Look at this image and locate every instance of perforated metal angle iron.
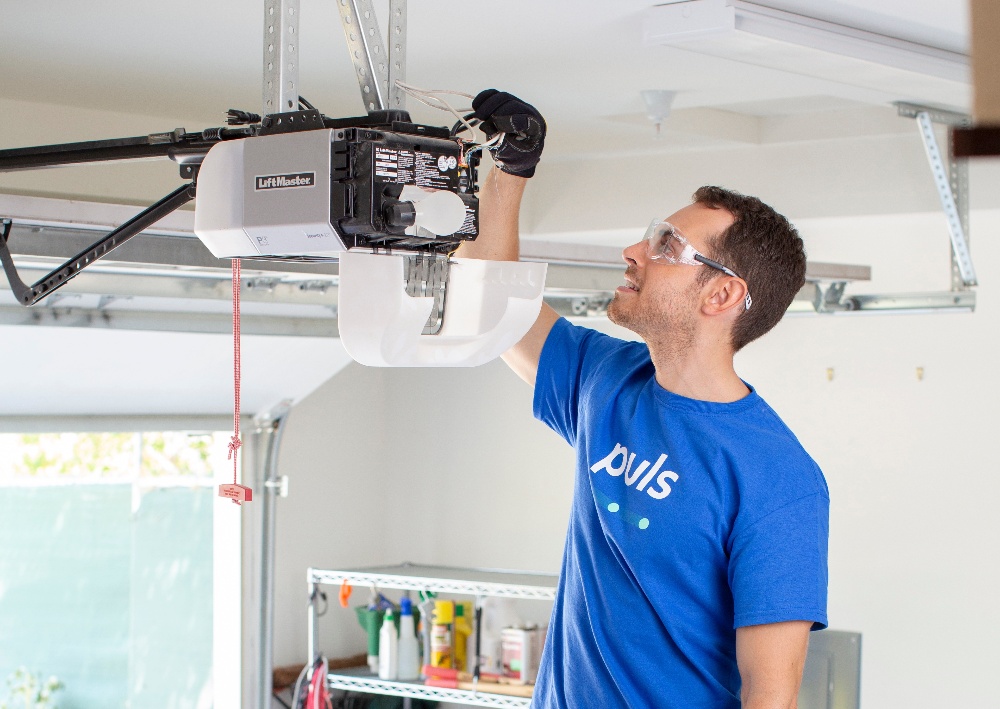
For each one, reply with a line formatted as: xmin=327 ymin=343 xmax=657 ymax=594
xmin=337 ymin=0 xmax=392 ymax=113
xmin=263 ymin=0 xmax=302 ymax=115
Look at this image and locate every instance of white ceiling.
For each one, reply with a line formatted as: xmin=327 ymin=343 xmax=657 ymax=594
xmin=0 ymin=0 xmax=972 ymax=159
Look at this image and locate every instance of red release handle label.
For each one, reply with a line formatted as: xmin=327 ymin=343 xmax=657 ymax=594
xmin=218 ymin=483 xmax=253 ymax=505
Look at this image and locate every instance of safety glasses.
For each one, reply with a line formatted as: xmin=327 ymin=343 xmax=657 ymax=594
xmin=643 ymin=219 xmax=752 ymax=311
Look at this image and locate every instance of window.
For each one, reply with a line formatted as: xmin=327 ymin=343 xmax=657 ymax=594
xmin=0 ymin=431 xmax=230 ymax=708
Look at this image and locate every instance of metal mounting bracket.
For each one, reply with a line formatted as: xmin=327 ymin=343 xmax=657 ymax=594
xmin=335 ymin=0 xmax=407 ymax=113
xmin=403 ymin=253 xmax=449 ymax=335
xmin=263 ymin=0 xmax=302 ymax=116
xmin=813 ymin=281 xmax=852 ymax=313
xmin=896 ymin=102 xmax=977 ymax=288
xmin=0 ymin=183 xmax=198 ymax=305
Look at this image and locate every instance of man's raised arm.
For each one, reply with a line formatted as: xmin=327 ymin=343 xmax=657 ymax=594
xmin=456 ymin=91 xmax=559 ymax=386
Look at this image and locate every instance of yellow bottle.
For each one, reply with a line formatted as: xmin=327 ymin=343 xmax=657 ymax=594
xmin=454 ymin=602 xmax=473 ymax=673
xmin=430 ymin=600 xmax=454 ymax=668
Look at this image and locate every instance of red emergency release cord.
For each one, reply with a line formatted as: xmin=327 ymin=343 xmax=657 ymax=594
xmin=219 ymin=258 xmax=251 ymax=505
xmin=228 ymin=258 xmax=242 ymax=483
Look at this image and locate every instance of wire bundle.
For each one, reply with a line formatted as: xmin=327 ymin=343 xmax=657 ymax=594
xmin=392 ymin=81 xmax=503 ymax=151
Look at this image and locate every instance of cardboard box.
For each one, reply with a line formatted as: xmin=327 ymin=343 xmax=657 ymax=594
xmin=971 ymin=0 xmax=1000 ymax=123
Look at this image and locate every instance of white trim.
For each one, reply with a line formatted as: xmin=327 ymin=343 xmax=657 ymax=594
xmin=0 ymin=415 xmax=238 ymax=433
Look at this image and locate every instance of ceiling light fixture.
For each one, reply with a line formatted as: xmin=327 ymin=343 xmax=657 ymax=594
xmin=640 ymin=90 xmax=678 ymax=136
xmin=643 ymin=0 xmax=968 ymax=83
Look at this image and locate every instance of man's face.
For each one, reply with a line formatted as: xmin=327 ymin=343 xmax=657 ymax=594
xmin=606 ymin=202 xmax=735 ymax=344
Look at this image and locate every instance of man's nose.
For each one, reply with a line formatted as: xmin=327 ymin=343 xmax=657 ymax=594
xmin=622 ymin=241 xmax=645 ymax=265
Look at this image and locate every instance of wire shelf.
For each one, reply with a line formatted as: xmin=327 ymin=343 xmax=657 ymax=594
xmin=310 ymin=562 xmax=558 ymax=600
xmin=327 ymin=668 xmax=532 ymax=708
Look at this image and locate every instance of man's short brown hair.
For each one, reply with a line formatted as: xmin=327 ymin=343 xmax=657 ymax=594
xmin=693 ymin=186 xmax=806 ymax=352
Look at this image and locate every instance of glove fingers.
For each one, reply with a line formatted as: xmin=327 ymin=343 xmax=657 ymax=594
xmin=471 ymin=88 xmax=499 ymax=111
xmin=473 ymin=89 xmax=511 ymax=120
xmin=492 ymin=114 xmax=545 ymax=140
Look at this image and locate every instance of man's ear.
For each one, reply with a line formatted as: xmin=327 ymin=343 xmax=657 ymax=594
xmin=702 ymin=277 xmax=749 ymax=317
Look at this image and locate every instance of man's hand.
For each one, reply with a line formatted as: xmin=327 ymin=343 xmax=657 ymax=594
xmin=472 ymin=89 xmax=546 ymax=178
xmin=736 ymin=621 xmax=811 ymax=709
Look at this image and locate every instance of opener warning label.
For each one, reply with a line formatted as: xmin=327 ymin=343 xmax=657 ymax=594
xmin=373 ymin=147 xmax=458 ymax=190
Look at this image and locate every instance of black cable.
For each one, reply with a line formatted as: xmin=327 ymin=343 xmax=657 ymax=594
xmin=450 ymin=113 xmax=479 ymax=137
xmin=298 ymin=95 xmax=317 ymax=111
xmin=227 ymin=108 xmax=261 ymax=125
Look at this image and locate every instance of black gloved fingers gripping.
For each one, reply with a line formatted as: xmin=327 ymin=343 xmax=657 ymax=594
xmin=471 ymin=89 xmax=503 ymax=119
xmin=471 ymin=88 xmax=546 ymax=178
xmin=492 ymin=114 xmax=545 ymax=140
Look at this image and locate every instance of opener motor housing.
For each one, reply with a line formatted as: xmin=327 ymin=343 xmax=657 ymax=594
xmin=195 ymin=120 xmax=479 ymax=260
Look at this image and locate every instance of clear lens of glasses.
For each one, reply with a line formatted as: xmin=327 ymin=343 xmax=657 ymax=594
xmin=644 ymin=220 xmax=700 ymax=265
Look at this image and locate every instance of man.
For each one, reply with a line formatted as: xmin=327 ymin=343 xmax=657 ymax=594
xmin=460 ymin=90 xmax=829 ymax=708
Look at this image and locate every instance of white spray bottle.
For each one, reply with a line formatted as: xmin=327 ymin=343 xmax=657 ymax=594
xmin=397 ymin=597 xmax=420 ymax=681
xmin=378 ymin=607 xmax=398 ymax=680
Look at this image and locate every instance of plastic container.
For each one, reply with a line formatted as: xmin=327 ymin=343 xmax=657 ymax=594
xmin=397 ymin=597 xmax=421 ymax=681
xmin=378 ymin=608 xmax=398 ymax=680
xmin=473 ymin=597 xmax=522 ymax=675
xmin=419 ymin=597 xmax=435 ymax=677
xmin=356 ymin=603 xmax=422 ymax=673
xmin=430 ymin=600 xmax=455 ymax=669
xmin=501 ymin=625 xmax=545 ymax=684
xmin=454 ymin=602 xmax=473 ymax=674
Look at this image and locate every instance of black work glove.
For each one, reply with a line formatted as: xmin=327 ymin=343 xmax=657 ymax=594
xmin=472 ymin=89 xmax=546 ymax=178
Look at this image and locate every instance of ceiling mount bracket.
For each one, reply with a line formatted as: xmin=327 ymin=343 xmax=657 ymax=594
xmin=336 ymin=0 xmax=407 ymax=114
xmin=896 ymin=102 xmax=977 ymax=289
xmin=262 ymin=0 xmax=302 ymax=116
xmin=387 ymin=0 xmax=407 ymax=111
xmin=812 ymin=281 xmax=853 ymax=313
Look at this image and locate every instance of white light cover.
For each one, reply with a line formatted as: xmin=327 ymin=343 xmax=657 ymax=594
xmin=338 ymin=252 xmax=546 ymax=367
xmin=643 ymin=0 xmax=968 ymax=84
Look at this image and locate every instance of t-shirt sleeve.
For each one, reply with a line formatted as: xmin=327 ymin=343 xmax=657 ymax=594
xmin=728 ymin=491 xmax=830 ymax=630
xmin=532 ymin=318 xmax=624 ymax=448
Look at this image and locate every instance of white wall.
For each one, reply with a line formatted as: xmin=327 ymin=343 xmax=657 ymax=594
xmin=273 ymin=205 xmax=1000 ymax=708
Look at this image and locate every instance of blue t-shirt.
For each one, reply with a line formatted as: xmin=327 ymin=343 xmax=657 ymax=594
xmin=531 ymin=318 xmax=829 ymax=709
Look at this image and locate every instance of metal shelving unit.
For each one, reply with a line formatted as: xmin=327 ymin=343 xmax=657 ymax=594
xmin=307 ymin=562 xmax=559 ymax=708
xmin=324 ymin=667 xmax=531 ymax=709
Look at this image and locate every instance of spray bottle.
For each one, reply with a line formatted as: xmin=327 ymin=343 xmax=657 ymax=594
xmin=378 ymin=607 xmax=398 ymax=680
xmin=418 ymin=593 xmax=436 ymax=677
xmin=397 ymin=597 xmax=420 ymax=681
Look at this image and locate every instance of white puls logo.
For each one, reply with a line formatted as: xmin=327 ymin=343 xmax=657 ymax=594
xmin=589 ymin=443 xmax=678 ymax=500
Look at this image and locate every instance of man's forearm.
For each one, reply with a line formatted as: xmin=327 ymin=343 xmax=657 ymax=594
xmin=456 ymin=168 xmax=527 ymax=262
xmin=736 ymin=621 xmax=810 ymax=709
